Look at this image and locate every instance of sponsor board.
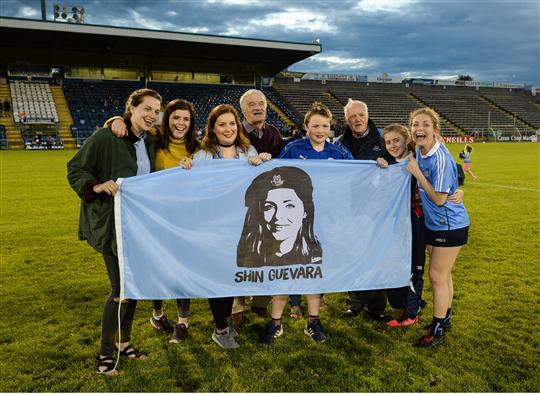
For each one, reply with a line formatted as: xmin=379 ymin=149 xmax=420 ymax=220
xmin=444 ymin=136 xmax=475 ymax=143
xmin=497 ymin=135 xmax=538 ymax=142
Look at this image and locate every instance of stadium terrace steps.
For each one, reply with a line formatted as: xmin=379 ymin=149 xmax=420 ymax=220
xmin=266 ymin=100 xmax=293 ymax=127
xmin=480 ymin=93 xmax=540 ymax=129
xmin=416 ymin=92 xmax=537 ymax=135
xmin=146 ymin=82 xmax=294 ymax=135
xmin=409 ymin=93 xmax=464 ymax=136
xmin=0 ymin=83 xmax=24 ymax=150
xmin=50 ymin=86 xmax=76 ymax=149
xmin=478 ymin=96 xmax=535 ymax=132
xmin=272 ymin=77 xmax=540 ymax=138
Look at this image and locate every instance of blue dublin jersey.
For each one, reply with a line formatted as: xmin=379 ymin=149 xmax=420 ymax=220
xmin=417 ymin=142 xmax=469 ymax=231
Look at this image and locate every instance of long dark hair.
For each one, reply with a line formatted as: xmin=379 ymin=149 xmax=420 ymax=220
xmin=237 ymin=166 xmax=322 ymax=268
xmin=160 ymin=99 xmax=199 ymax=154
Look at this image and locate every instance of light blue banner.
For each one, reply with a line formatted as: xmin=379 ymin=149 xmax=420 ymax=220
xmin=116 ymin=159 xmax=412 ymax=300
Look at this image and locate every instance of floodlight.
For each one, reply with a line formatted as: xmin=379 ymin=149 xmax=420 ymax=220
xmin=53 ymin=3 xmax=85 ymax=23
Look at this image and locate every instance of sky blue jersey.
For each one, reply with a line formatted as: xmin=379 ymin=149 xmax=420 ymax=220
xmin=417 ymin=142 xmax=470 ymax=231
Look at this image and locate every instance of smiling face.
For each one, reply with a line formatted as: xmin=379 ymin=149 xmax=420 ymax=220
xmin=305 ymin=114 xmax=331 ymax=146
xmin=241 ymin=91 xmax=267 ymax=127
xmin=346 ymin=103 xmax=368 ymax=136
xmin=129 ymin=96 xmax=161 ymax=135
xmin=213 ymin=112 xmax=238 ymax=146
xmin=263 ymin=188 xmax=306 ymax=242
xmin=411 ymin=113 xmax=438 ymax=149
xmin=384 ymin=131 xmax=409 ymax=160
xmin=169 ymin=109 xmax=191 ymax=139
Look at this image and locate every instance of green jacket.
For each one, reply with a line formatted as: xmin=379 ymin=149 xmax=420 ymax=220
xmin=67 ymin=127 xmax=157 ymax=254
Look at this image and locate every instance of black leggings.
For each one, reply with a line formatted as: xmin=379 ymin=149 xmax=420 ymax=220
xmin=152 ymin=299 xmax=191 ymax=318
xmin=387 ymin=213 xmax=427 ymax=317
xmin=100 ymin=253 xmax=137 ymax=356
xmin=207 ymin=297 xmax=233 ymax=330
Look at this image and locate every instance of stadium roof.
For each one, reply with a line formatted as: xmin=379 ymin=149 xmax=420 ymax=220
xmin=0 ymin=17 xmax=321 ymax=76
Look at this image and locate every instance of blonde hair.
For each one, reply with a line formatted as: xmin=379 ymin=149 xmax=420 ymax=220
xmin=383 ymin=123 xmax=415 ymax=153
xmin=304 ymin=101 xmax=332 ymax=128
xmin=409 ymin=107 xmax=441 ymax=132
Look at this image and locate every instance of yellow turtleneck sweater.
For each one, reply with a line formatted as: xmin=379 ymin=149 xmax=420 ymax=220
xmin=155 ymin=138 xmax=194 ymax=171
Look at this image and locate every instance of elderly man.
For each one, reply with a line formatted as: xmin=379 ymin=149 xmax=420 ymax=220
xmin=232 ymin=89 xmax=284 ymax=323
xmin=239 ymin=89 xmax=283 ymax=158
xmin=336 ymin=98 xmax=385 ymax=160
xmin=336 ymin=98 xmax=388 ymax=320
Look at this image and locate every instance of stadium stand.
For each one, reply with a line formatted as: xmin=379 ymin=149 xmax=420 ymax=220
xmin=0 ymin=83 xmax=23 ymax=149
xmin=63 ymin=79 xmax=143 ymax=146
xmin=481 ymin=91 xmax=540 ymax=129
xmin=4 ymin=75 xmax=540 ymax=150
xmin=147 ymin=82 xmax=295 ymax=135
xmin=411 ymin=89 xmax=536 ymax=136
xmin=63 ymin=80 xmax=297 ymax=146
xmin=271 ymin=78 xmax=460 ymax=135
xmin=0 ymin=124 xmax=7 ymax=150
xmin=10 ymin=81 xmax=58 ymax=124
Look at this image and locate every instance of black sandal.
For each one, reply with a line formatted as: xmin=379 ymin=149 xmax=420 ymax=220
xmin=118 ymin=344 xmax=148 ymax=359
xmin=96 ymin=355 xmax=118 ymax=375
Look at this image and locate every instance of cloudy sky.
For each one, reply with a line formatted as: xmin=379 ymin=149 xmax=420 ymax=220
xmin=1 ymin=0 xmax=539 ymax=85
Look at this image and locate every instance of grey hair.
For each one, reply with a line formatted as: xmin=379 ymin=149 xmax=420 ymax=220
xmin=239 ymin=89 xmax=267 ymax=109
xmin=343 ymin=98 xmax=369 ymax=119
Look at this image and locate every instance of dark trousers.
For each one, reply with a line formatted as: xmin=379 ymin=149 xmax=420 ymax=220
xmin=208 ymin=297 xmax=234 ymax=330
xmin=152 ymin=299 xmax=191 ymax=318
xmin=387 ymin=213 xmax=427 ymax=317
xmin=348 ymin=290 xmax=387 ymax=314
xmin=100 ymin=253 xmax=137 ymax=356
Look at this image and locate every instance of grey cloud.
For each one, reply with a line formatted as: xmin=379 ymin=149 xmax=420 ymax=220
xmin=1 ymin=0 xmax=538 ymax=84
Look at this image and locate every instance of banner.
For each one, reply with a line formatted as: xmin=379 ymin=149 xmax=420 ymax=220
xmin=116 ymin=159 xmax=412 ymax=300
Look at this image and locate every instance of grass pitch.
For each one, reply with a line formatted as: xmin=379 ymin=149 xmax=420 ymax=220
xmin=0 ymin=142 xmax=539 ymax=392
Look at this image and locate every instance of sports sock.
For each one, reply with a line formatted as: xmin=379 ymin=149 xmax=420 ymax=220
xmin=308 ymin=315 xmax=319 ymax=322
xmin=215 ymin=327 xmax=228 ymax=335
xmin=271 ymin=317 xmax=282 ymax=326
xmin=429 ymin=317 xmax=445 ymax=338
xmin=444 ymin=308 xmax=452 ymax=326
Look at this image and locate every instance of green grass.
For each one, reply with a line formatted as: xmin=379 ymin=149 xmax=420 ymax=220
xmin=0 ymin=143 xmax=539 ymax=392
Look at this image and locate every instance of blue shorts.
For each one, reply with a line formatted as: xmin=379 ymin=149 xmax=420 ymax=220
xmin=426 ymin=226 xmax=469 ymax=247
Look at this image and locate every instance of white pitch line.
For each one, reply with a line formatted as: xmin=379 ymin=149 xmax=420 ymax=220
xmin=472 ymin=182 xmax=540 ymax=192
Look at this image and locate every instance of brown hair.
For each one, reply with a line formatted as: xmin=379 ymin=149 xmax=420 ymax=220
xmin=200 ymin=104 xmax=250 ymax=155
xmin=304 ymin=101 xmax=332 ymax=128
xmin=123 ymin=88 xmax=162 ymax=120
xmin=160 ymin=99 xmax=199 ymax=154
xmin=383 ymin=123 xmax=415 ymax=154
xmin=409 ymin=107 xmax=441 ymax=132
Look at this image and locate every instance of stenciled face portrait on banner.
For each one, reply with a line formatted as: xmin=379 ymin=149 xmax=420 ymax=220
xmin=237 ymin=166 xmax=322 ymax=268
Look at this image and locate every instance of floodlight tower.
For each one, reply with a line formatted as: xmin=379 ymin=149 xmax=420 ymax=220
xmin=53 ymin=3 xmax=86 ymax=23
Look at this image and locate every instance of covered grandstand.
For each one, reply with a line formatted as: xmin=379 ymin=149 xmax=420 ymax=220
xmin=0 ymin=16 xmax=538 ymax=150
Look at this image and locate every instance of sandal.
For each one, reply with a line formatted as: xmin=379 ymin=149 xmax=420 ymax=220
xmin=118 ymin=344 xmax=148 ymax=359
xmin=96 ymin=355 xmax=118 ymax=376
xmin=289 ymin=305 xmax=303 ymax=319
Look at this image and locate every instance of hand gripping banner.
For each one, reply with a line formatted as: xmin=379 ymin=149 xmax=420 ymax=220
xmin=115 ymin=159 xmax=412 ymax=300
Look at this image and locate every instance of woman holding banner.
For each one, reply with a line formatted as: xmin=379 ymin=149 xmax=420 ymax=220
xmin=107 ymin=99 xmax=200 ymax=344
xmin=188 ymin=103 xmax=270 ymax=349
xmin=68 ymin=88 xmax=162 ymax=375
